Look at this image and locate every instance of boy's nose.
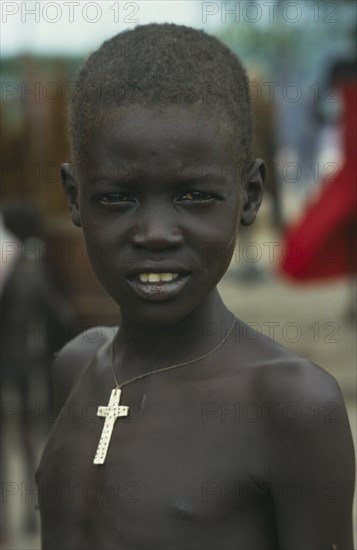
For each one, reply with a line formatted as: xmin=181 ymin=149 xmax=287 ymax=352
xmin=130 ymin=214 xmax=184 ymax=251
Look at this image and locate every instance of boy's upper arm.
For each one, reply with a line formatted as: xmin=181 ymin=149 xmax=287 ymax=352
xmin=52 ymin=327 xmax=112 ymax=412
xmin=267 ymin=363 xmax=355 ymax=549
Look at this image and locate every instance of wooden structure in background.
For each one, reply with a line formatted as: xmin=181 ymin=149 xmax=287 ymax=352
xmin=1 ymin=56 xmax=119 ymax=328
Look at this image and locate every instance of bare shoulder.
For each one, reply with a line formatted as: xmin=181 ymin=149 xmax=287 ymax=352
xmin=241 ymin=329 xmax=343 ymax=407
xmin=246 ymin=338 xmax=355 ymax=546
xmin=249 ymin=333 xmax=355 ymax=472
xmin=236 ymin=328 xmax=353 ymax=446
xmin=261 ymin=349 xmax=341 ymax=405
xmin=52 ymin=326 xmax=116 ymax=412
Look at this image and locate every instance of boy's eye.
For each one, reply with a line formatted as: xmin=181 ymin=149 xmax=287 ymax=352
xmin=177 ymin=191 xmax=215 ymax=202
xmin=97 ymin=192 xmax=136 ymax=205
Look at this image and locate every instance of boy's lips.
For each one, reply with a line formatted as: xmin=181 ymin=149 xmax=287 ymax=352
xmin=126 ymin=265 xmax=191 ymax=301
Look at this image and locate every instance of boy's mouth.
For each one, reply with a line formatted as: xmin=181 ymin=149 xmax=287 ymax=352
xmin=126 ymin=271 xmax=190 ymax=301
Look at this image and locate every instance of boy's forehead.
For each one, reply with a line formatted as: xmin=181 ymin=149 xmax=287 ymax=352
xmin=86 ymin=103 xmax=239 ymax=161
xmin=78 ymin=104 xmax=244 ymax=186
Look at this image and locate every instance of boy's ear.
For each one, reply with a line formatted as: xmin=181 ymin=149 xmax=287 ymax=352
xmin=240 ymin=159 xmax=265 ymax=227
xmin=61 ymin=163 xmax=81 ymax=227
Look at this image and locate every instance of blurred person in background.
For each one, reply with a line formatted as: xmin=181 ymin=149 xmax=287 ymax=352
xmin=0 ymin=200 xmax=76 ymax=538
xmin=278 ymin=52 xmax=357 ymax=321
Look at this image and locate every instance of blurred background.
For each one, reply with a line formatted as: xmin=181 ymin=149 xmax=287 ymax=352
xmin=1 ymin=1 xmax=356 ymax=547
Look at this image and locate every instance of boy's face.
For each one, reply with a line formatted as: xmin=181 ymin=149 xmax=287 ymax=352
xmin=64 ymin=105 xmax=263 ymax=326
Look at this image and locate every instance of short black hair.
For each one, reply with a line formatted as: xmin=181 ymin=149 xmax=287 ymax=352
xmin=70 ymin=23 xmax=252 ymax=173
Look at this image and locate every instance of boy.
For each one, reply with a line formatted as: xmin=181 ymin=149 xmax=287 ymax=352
xmin=36 ymin=24 xmax=355 ymax=549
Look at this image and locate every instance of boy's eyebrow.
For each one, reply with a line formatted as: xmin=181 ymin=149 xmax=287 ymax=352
xmin=172 ymin=173 xmax=226 ymax=187
xmin=86 ymin=173 xmax=229 ymax=186
xmin=174 ymin=173 xmax=228 ymax=185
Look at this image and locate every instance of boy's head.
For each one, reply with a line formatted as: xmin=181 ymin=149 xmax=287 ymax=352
xmin=62 ymin=24 xmax=264 ymax=326
xmin=70 ymin=23 xmax=252 ymax=174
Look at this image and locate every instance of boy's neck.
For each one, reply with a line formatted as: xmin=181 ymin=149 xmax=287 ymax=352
xmin=113 ymin=289 xmax=233 ymax=383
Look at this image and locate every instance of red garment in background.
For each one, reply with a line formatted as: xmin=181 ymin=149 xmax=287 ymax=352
xmin=279 ymin=81 xmax=357 ymax=282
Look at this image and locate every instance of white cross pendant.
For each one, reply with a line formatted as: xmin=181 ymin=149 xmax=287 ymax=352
xmin=93 ymin=388 xmax=129 ymax=465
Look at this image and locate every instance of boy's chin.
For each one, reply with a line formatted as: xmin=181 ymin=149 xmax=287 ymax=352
xmin=119 ymin=298 xmax=197 ymax=327
xmin=117 ymin=294 xmax=210 ymax=328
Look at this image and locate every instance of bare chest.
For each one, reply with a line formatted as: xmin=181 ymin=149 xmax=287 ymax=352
xmin=37 ymin=374 xmax=277 ymax=549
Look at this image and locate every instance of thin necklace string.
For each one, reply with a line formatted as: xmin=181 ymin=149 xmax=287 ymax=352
xmin=111 ymin=314 xmax=237 ymax=390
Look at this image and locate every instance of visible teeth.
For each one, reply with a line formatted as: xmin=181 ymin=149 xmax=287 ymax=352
xmin=160 ymin=272 xmax=177 ymax=282
xmin=148 ymin=273 xmax=160 ymax=283
xmin=138 ymin=272 xmax=179 ymax=283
